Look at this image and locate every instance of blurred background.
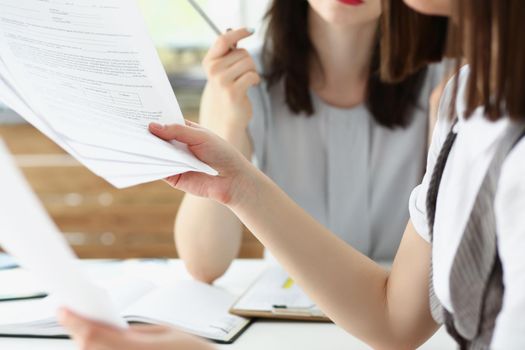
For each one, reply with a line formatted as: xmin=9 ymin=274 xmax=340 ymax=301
xmin=0 ymin=0 xmax=271 ymax=259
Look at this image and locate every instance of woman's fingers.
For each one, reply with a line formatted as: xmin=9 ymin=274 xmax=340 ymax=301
xmin=129 ymin=324 xmax=171 ymax=334
xmin=220 ymin=57 xmax=258 ymax=87
xmin=184 ymin=119 xmax=202 ymax=128
xmin=204 ymin=49 xmax=258 ymax=104
xmin=205 ymin=49 xmax=250 ymax=76
xmin=165 ymin=175 xmax=182 ymax=188
xmin=60 ymin=310 xmax=215 ymax=350
xmin=149 ymin=122 xmax=209 ymax=146
xmin=205 ymin=28 xmax=254 ymax=60
xmin=58 ymin=309 xmax=123 ymax=349
xmin=235 ymin=71 xmax=261 ymax=94
xmin=59 ymin=309 xmax=109 ymax=336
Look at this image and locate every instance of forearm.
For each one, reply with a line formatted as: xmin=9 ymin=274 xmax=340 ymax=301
xmin=203 ymin=120 xmax=252 ymax=160
xmin=175 ymin=120 xmax=251 ymax=283
xmin=230 ymin=170 xmax=437 ymax=348
xmin=176 ymin=195 xmax=243 ymax=283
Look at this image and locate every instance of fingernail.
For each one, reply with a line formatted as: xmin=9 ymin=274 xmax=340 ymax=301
xmin=150 ymin=123 xmax=165 ymax=131
xmin=246 ymin=27 xmax=255 ymax=34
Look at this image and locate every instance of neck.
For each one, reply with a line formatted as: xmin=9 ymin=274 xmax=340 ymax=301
xmin=308 ymin=8 xmax=378 ymax=108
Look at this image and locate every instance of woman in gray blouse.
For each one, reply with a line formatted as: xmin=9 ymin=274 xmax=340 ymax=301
xmin=176 ymin=0 xmax=445 ymax=282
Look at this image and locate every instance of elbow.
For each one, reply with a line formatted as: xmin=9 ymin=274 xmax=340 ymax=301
xmin=184 ymin=261 xmax=223 ymax=284
xmin=175 ymin=230 xmax=229 ymax=284
xmin=368 ymin=334 xmax=429 ymax=350
xmin=370 ymin=340 xmax=421 ymax=350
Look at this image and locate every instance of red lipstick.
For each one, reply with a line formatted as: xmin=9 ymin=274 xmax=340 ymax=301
xmin=338 ymin=0 xmax=364 ymax=5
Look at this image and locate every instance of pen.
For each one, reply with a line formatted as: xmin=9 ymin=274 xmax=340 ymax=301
xmin=271 ymin=304 xmax=325 ymax=317
xmin=186 ymin=0 xmax=223 ymax=36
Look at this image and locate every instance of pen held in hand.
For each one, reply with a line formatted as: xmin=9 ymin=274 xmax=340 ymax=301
xmin=186 ymin=0 xmax=254 ymax=51
xmin=186 ymin=0 xmax=223 ymax=36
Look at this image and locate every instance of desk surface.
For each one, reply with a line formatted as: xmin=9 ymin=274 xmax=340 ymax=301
xmin=0 ymin=260 xmax=456 ymax=350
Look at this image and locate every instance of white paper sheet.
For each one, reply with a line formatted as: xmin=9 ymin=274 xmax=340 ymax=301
xmin=0 ymin=69 xmax=191 ymax=184
xmin=0 ymin=140 xmax=126 ymax=328
xmin=0 ymin=0 xmax=217 ymax=188
xmin=0 ymin=57 xmax=173 ymax=168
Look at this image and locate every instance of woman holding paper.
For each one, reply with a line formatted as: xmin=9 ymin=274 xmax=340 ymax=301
xmin=176 ymin=0 xmax=447 ymax=283
xmin=62 ymin=0 xmax=525 ymax=348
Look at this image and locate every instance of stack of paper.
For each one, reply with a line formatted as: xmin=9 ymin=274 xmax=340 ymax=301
xmin=0 ymin=102 xmax=21 ymax=123
xmin=0 ymin=0 xmax=216 ymax=188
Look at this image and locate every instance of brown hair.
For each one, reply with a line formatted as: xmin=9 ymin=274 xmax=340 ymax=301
xmin=452 ymin=0 xmax=525 ymax=121
xmin=261 ymin=0 xmax=448 ymax=129
xmin=380 ymin=0 xmax=449 ymax=82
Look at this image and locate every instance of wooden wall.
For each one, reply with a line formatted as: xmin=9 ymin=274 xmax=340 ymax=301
xmin=0 ymin=124 xmax=263 ymax=259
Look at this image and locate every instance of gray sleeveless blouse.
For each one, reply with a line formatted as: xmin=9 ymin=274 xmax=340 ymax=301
xmin=248 ymin=56 xmax=442 ymax=260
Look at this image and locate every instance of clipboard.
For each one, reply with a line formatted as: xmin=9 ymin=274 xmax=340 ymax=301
xmin=229 ymin=266 xmax=331 ymax=322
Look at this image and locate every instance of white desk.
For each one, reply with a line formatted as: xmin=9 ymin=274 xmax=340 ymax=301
xmin=0 ymin=260 xmax=456 ymax=350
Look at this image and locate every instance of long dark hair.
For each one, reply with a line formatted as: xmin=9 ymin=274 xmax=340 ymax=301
xmin=262 ymin=0 xmax=448 ymax=129
xmin=451 ymin=0 xmax=525 ymax=121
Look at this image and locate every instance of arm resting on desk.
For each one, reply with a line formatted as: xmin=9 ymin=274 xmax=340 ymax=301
xmin=175 ymin=30 xmax=258 ymax=284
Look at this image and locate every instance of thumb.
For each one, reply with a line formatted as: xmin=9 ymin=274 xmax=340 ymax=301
xmin=149 ymin=122 xmax=209 ymax=147
xmin=58 ymin=309 xmax=122 ymax=344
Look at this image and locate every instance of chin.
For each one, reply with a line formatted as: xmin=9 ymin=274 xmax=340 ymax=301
xmin=313 ymin=1 xmax=381 ymax=26
xmin=403 ymin=0 xmax=450 ymax=16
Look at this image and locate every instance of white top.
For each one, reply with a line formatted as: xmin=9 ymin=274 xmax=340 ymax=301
xmin=409 ymin=66 xmax=525 ymax=349
xmin=249 ymin=55 xmax=441 ymax=260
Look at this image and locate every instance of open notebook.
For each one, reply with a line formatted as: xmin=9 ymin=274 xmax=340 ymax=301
xmin=0 ymin=278 xmax=251 ymax=344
